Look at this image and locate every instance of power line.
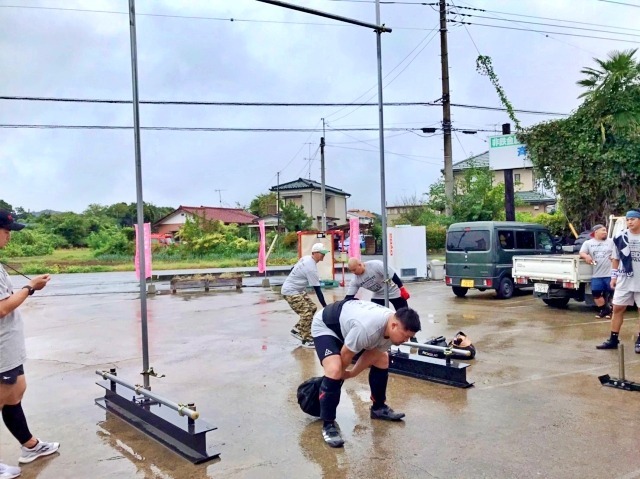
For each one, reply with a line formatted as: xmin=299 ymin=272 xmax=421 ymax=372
xmin=448 ymin=19 xmax=640 ymax=44
xmin=598 ymin=0 xmax=640 ymax=7
xmin=0 ymin=95 xmax=568 ymax=116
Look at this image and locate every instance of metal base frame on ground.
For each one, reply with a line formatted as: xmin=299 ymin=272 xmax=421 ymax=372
xmin=598 ymin=343 xmax=640 ymax=393
xmin=388 ymin=344 xmax=473 ymax=388
xmin=95 ymin=370 xmax=220 ymax=464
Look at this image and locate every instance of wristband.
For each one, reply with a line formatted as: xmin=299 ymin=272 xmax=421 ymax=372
xmin=611 ymin=269 xmax=618 ymax=278
xmin=22 ymin=285 xmax=35 ymax=295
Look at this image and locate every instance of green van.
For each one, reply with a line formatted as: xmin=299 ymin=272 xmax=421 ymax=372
xmin=445 ymin=221 xmax=560 ymax=299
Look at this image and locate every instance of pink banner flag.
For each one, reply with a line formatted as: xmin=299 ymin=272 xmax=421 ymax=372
xmin=258 ymin=220 xmax=267 ymax=274
xmin=134 ymin=223 xmax=152 ymax=280
xmin=348 ymin=217 xmax=361 ymax=260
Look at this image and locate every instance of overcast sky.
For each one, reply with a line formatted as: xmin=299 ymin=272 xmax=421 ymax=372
xmin=1 ymin=0 xmax=639 ymax=214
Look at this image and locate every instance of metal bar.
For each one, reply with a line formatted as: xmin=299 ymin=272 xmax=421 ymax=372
xmin=389 ymin=350 xmax=473 ymax=388
xmin=255 ymin=0 xmax=391 ymax=32
xmin=400 ymin=342 xmax=472 ymax=357
xmin=619 ymin=343 xmax=626 ymax=380
xmin=128 ymin=0 xmax=151 ymax=390
xmin=97 ymin=370 xmax=199 ymax=420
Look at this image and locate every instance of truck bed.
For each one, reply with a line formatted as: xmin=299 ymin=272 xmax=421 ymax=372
xmin=512 ymin=254 xmax=593 ymax=283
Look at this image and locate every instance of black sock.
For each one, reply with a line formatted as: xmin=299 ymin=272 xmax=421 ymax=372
xmin=369 ymin=366 xmax=389 ymax=410
xmin=323 ymin=420 xmax=334 ymax=428
xmin=319 ymin=377 xmax=342 ymax=422
xmin=611 ymin=332 xmax=619 ymax=342
xmin=1 ymin=402 xmax=33 ymax=444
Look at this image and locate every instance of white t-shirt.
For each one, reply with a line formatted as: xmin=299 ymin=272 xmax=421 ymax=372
xmin=346 ymin=260 xmax=400 ymax=300
xmin=0 ymin=266 xmax=27 ymax=372
xmin=579 ymin=238 xmax=614 ymax=278
xmin=311 ymin=300 xmax=394 ymax=353
xmin=612 ymin=230 xmax=640 ymax=292
xmin=281 ymin=255 xmax=320 ymax=296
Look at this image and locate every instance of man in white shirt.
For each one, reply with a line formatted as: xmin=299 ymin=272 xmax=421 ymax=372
xmin=345 ymin=258 xmax=411 ymax=310
xmin=281 ymin=242 xmax=328 ymax=349
xmin=579 ymin=224 xmax=614 ymax=319
xmin=311 ymin=299 xmax=421 ymax=447
xmin=596 ymin=209 xmax=640 ymax=351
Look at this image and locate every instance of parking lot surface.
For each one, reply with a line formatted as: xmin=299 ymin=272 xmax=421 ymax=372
xmin=2 ymin=275 xmax=640 ymax=479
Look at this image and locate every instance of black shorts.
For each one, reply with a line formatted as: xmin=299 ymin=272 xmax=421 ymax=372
xmin=0 ymin=365 xmax=24 ymax=385
xmin=314 ymin=335 xmax=365 ymax=364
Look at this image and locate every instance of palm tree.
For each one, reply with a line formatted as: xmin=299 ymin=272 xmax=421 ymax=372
xmin=577 ymin=49 xmax=640 ymax=142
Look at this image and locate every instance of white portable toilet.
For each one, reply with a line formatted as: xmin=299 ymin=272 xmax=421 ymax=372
xmin=386 ymin=225 xmax=427 ymax=280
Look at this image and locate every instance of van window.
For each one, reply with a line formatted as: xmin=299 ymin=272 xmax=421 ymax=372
xmin=447 ymin=230 xmax=490 ymax=252
xmin=515 ymin=231 xmax=535 ymax=249
xmin=536 ymin=231 xmax=554 ymax=252
xmin=497 ymin=230 xmax=514 ymax=249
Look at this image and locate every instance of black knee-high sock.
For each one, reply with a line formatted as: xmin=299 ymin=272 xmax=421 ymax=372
xmin=2 ymin=402 xmax=33 ymax=444
xmin=319 ymin=377 xmax=342 ymax=423
xmin=369 ymin=366 xmax=389 ymax=410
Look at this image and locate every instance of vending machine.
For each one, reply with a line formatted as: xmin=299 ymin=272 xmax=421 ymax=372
xmin=386 ymin=225 xmax=427 ymax=280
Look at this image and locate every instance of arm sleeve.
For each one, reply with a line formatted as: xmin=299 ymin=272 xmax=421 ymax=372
xmin=313 ymin=286 xmax=327 ymax=307
xmin=579 ymin=242 xmax=589 ymax=254
xmin=391 ymin=273 xmax=403 ymax=288
xmin=344 ymin=294 xmax=356 ymax=300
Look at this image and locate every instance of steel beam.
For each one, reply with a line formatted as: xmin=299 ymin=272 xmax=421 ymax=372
xmin=388 ymin=349 xmax=473 ymax=388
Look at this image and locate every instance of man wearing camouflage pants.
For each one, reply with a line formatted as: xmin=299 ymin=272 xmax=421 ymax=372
xmin=281 ymin=243 xmax=328 ymax=349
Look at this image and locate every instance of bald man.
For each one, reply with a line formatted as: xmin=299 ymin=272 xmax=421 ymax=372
xmin=345 ymin=258 xmax=410 ymax=311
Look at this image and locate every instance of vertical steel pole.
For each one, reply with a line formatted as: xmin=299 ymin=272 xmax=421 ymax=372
xmin=375 ymin=0 xmax=389 ymax=307
xmin=128 ymin=0 xmax=150 ymax=390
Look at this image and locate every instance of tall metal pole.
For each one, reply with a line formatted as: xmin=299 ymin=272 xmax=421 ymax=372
xmin=439 ymin=0 xmax=454 ymax=217
xmin=376 ymin=0 xmax=390 ymax=307
xmin=128 ymin=0 xmax=150 ymax=390
xmin=276 ymin=171 xmax=280 ymax=231
xmin=320 ymin=118 xmax=327 ymax=232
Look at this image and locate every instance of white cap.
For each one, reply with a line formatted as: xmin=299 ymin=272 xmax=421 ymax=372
xmin=311 ymin=242 xmax=329 ymax=254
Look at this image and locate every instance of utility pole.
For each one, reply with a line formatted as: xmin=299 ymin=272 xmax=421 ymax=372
xmin=439 ymin=0 xmax=454 ymax=216
xmin=276 ymin=171 xmax=280 ymax=231
xmin=320 ymin=118 xmax=327 ymax=232
xmin=502 ymin=123 xmax=516 ymax=221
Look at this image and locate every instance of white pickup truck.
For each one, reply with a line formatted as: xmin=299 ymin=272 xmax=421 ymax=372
xmin=512 ymin=216 xmax=626 ymax=308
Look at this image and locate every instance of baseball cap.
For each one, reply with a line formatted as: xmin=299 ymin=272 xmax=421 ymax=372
xmin=590 ymin=224 xmax=605 ymax=237
xmin=311 ymin=242 xmax=329 ymax=254
xmin=0 ymin=210 xmax=25 ymax=231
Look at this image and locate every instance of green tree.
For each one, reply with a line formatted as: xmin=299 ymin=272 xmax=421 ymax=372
xmin=0 ymin=200 xmax=13 ymax=213
xmin=249 ymin=192 xmax=278 ymax=217
xmin=577 ymin=49 xmax=640 ymax=142
xmin=280 ymin=203 xmax=313 ymax=232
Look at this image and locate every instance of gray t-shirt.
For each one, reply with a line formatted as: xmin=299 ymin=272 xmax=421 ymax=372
xmin=580 ymin=238 xmax=614 ymax=278
xmin=346 ymin=260 xmax=400 ymax=300
xmin=0 ymin=266 xmax=27 ymax=372
xmin=311 ymin=300 xmax=394 ymax=352
xmin=612 ymin=231 xmax=640 ymax=292
xmin=281 ymin=255 xmax=320 ymax=296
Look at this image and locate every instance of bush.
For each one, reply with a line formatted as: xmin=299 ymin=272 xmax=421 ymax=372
xmin=87 ymin=227 xmax=134 ymax=256
xmin=282 ymin=232 xmax=299 ymax=249
xmin=426 ymin=224 xmax=447 ymax=251
xmin=0 ymin=229 xmax=57 ymax=257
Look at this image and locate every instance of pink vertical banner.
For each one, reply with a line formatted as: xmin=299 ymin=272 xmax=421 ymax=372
xmin=348 ymin=217 xmax=361 ymax=260
xmin=258 ymin=220 xmax=267 ymax=274
xmin=134 ymin=223 xmax=152 ymax=280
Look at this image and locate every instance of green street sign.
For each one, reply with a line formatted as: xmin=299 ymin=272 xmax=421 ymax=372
xmin=490 ymin=135 xmax=520 ymax=148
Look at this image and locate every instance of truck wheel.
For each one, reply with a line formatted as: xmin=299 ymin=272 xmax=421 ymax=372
xmin=496 ymin=277 xmax=514 ymax=299
xmin=542 ymin=298 xmax=570 ymax=308
xmin=452 ymin=286 xmax=468 ymax=298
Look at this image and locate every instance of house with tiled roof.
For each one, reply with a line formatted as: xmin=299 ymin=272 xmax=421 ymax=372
xmin=453 ymin=151 xmax=555 ymax=216
xmin=153 ymin=206 xmax=258 ymax=236
xmin=270 ymin=178 xmax=350 ymax=230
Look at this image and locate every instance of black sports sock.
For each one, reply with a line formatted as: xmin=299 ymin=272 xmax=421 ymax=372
xmin=369 ymin=366 xmax=389 ymax=410
xmin=2 ymin=402 xmax=33 ymax=444
xmin=319 ymin=377 xmax=342 ymax=422
xmin=611 ymin=332 xmax=619 ymax=342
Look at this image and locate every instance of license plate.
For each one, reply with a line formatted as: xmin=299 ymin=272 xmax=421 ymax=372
xmin=461 ymin=279 xmax=474 ymax=287
xmin=534 ymin=283 xmax=549 ymax=293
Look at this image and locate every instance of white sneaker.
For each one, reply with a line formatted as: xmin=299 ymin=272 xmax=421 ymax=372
xmin=18 ymin=439 xmax=60 ymax=464
xmin=300 ymin=339 xmax=315 ymax=349
xmin=0 ymin=462 xmax=20 ymax=479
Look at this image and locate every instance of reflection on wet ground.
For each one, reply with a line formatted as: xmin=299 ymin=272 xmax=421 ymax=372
xmin=2 ymin=274 xmax=640 ymax=478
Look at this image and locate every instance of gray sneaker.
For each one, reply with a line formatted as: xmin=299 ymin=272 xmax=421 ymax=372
xmin=18 ymin=439 xmax=59 ymax=464
xmin=0 ymin=462 xmax=21 ymax=479
xmin=290 ymin=329 xmax=302 ymax=341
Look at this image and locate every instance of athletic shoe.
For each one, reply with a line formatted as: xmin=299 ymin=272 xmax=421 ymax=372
xmin=595 ymin=312 xmax=612 ymax=319
xmin=290 ymin=329 xmax=302 ymax=341
xmin=596 ymin=339 xmax=619 ymax=350
xmin=322 ymin=422 xmax=344 ymax=448
xmin=18 ymin=440 xmax=59 ymax=464
xmin=635 ymin=341 xmax=640 ymax=354
xmin=0 ymin=462 xmax=20 ymax=479
xmin=370 ymin=405 xmax=405 ymax=421
xmin=300 ymin=339 xmax=315 ymax=349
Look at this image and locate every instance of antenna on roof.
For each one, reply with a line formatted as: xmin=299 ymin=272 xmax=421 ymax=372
xmin=214 ymin=189 xmax=226 ymax=206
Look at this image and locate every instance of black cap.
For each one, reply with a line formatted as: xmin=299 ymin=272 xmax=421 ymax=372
xmin=0 ymin=210 xmax=25 ymax=231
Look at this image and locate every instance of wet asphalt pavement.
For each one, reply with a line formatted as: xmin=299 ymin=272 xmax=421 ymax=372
xmin=2 ymin=272 xmax=640 ymax=479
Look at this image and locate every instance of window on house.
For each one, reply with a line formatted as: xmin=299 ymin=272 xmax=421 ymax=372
xmin=514 ymin=173 xmax=521 ymax=184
